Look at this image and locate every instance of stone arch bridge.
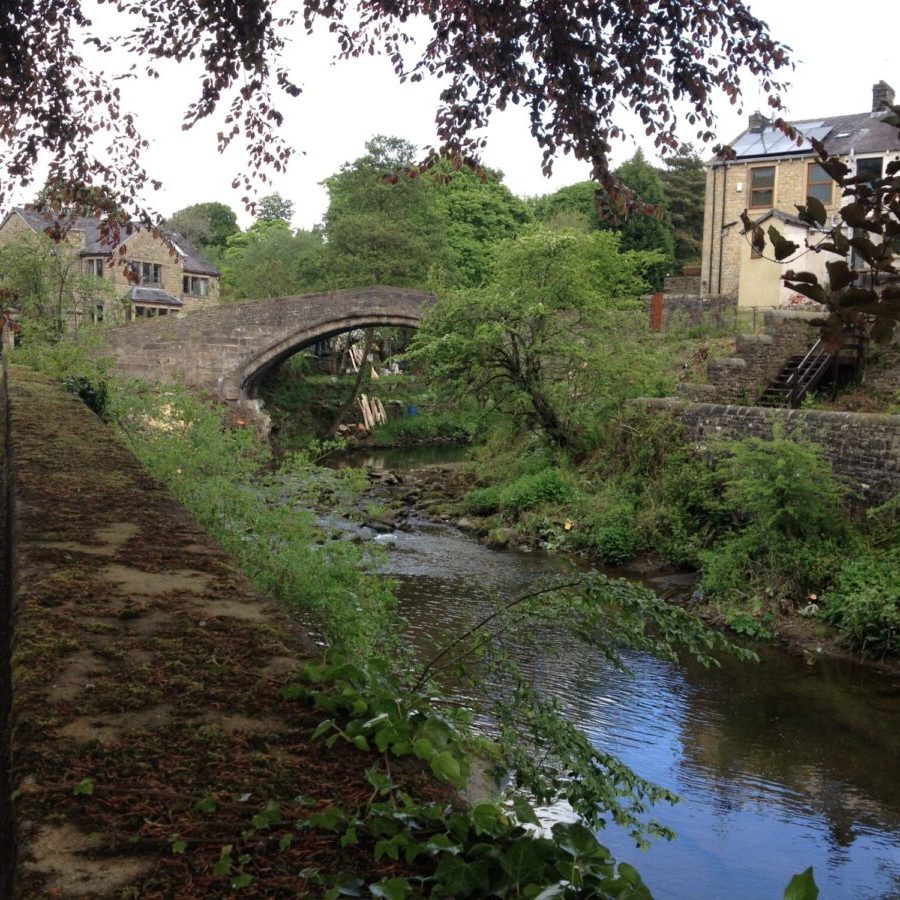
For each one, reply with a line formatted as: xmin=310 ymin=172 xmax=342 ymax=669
xmin=101 ymin=286 xmax=433 ymax=412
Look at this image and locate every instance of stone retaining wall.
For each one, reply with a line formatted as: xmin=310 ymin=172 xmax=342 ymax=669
xmin=641 ymin=398 xmax=900 ymax=506
xmin=678 ymin=310 xmax=819 ymax=404
xmin=647 ymin=292 xmax=737 ymax=331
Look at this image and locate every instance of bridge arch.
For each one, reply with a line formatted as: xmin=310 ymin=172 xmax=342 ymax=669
xmin=100 ymin=287 xmax=435 ymax=414
xmin=238 ymin=312 xmax=423 ymax=399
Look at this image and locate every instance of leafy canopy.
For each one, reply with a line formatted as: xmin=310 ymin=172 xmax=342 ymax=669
xmin=1 ymin=1 xmax=790 ymax=229
xmin=408 ymin=227 xmax=659 ymax=450
xmin=166 ymin=202 xmax=239 ymax=251
xmin=322 ymin=135 xmax=450 ymax=289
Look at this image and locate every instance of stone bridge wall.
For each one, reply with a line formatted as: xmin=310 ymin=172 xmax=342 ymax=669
xmin=640 ymin=398 xmax=900 ymax=506
xmin=100 ymin=287 xmax=432 ymax=402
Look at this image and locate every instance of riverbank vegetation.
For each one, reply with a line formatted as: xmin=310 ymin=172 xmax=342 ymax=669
xmin=16 ymin=336 xmax=779 ymax=896
xmin=394 ymin=224 xmax=898 ymax=662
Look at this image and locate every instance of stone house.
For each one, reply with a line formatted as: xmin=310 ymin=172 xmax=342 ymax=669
xmin=0 ymin=207 xmax=220 ymax=320
xmin=700 ymin=80 xmax=900 ymax=308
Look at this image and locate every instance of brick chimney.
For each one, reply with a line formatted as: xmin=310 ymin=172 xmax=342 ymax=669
xmin=872 ymin=80 xmax=895 ymax=112
xmin=748 ymin=111 xmax=770 ymax=133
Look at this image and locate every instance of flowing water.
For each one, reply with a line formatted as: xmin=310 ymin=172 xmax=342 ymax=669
xmin=361 ymin=498 xmax=900 ymax=900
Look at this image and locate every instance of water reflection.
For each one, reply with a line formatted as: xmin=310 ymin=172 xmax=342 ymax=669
xmin=379 ymin=520 xmax=900 ymax=899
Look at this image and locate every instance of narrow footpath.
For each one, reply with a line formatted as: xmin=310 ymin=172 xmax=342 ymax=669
xmin=0 ymin=367 xmax=427 ymax=896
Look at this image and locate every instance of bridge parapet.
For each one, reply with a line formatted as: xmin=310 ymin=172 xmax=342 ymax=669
xmin=100 ymin=286 xmax=434 ymax=404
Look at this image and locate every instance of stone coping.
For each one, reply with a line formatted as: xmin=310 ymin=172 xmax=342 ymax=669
xmin=2 ymin=367 xmax=321 ymax=896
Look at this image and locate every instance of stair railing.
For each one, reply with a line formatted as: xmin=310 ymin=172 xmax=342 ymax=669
xmin=785 ymin=339 xmax=831 ymax=407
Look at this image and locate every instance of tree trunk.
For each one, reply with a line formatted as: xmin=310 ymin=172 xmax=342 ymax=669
xmin=527 ymin=384 xmax=570 ymax=448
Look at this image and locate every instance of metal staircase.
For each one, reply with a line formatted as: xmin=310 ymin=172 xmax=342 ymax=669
xmin=758 ymin=331 xmax=864 ymax=408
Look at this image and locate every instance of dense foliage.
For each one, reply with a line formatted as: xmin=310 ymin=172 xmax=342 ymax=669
xmin=659 ymin=146 xmax=706 ymax=267
xmin=0 ymin=231 xmax=117 ymax=339
xmin=613 ymin=150 xmax=675 ymax=289
xmin=322 ymin=136 xmax=450 ymax=289
xmin=165 ymin=201 xmax=239 ymax=253
xmin=409 ymin=227 xmax=663 ymax=451
xmin=457 ymin=406 xmax=897 ymax=658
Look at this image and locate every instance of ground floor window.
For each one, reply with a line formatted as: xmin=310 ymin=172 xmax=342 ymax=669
xmin=133 ymin=305 xmax=170 ymax=318
xmin=183 ymin=275 xmax=209 ymax=297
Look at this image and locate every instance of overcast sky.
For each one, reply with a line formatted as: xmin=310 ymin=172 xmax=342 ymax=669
xmin=24 ymin=0 xmax=899 ymax=229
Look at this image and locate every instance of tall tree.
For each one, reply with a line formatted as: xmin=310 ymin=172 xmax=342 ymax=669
xmin=613 ymin=150 xmax=675 ymax=290
xmin=322 ymin=136 xmax=450 ymax=288
xmin=0 ymin=2 xmax=790 ymax=228
xmin=255 ymin=193 xmax=295 ymax=224
xmin=221 ymin=221 xmax=325 ymax=300
xmin=166 ymin=202 xmax=239 ymax=251
xmin=659 ymin=146 xmax=706 ymax=268
xmin=408 ymin=227 xmax=658 ymax=451
xmin=530 ymin=182 xmax=601 ymax=233
xmin=433 ymin=164 xmax=533 ymax=288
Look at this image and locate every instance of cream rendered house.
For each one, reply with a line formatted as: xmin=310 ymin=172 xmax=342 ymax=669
xmin=700 ymin=81 xmax=900 ymax=307
xmin=0 ymin=207 xmax=221 ymax=320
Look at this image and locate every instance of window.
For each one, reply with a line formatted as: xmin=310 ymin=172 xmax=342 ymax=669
xmin=182 ymin=275 xmax=209 ymax=297
xmin=84 ymin=257 xmax=104 ymax=278
xmin=856 ymin=157 xmax=883 ymax=183
xmin=90 ymin=303 xmax=104 ymax=323
xmin=130 ymin=261 xmax=162 ymax=285
xmin=134 ymin=305 xmax=168 ymax=318
xmin=749 ymin=166 xmax=775 ymax=208
xmin=806 ymin=164 xmax=833 ymax=206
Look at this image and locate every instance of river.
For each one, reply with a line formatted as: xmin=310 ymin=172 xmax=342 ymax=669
xmin=325 ymin=451 xmax=900 ymax=899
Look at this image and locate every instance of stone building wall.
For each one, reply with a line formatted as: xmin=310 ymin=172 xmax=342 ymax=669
xmin=650 ymin=293 xmax=738 ymax=331
xmin=640 ymin=398 xmax=900 ymax=506
xmin=700 ymin=156 xmax=844 ymax=298
xmin=114 ymin=231 xmax=221 ymax=312
xmin=0 ymin=212 xmax=220 ymax=313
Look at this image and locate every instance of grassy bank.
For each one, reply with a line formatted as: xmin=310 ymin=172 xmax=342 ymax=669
xmin=447 ymin=408 xmax=898 ymax=660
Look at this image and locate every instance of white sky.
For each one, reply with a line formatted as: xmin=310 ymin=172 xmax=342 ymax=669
xmin=15 ymin=0 xmax=898 ymax=229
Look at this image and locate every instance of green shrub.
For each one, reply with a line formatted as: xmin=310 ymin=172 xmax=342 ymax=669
xmin=464 ymin=485 xmax=503 ymax=515
xmin=574 ymin=489 xmax=643 ymax=563
xmin=717 ymin=436 xmax=847 ymax=542
xmin=825 ymin=548 xmax=900 ymax=657
xmin=701 ymin=529 xmax=845 ymax=609
xmin=698 ymin=437 xmax=853 ymax=613
xmin=497 ymin=467 xmax=576 ymax=515
xmin=63 ymin=375 xmax=109 ymax=419
xmin=634 ymin=449 xmax=730 ymax=565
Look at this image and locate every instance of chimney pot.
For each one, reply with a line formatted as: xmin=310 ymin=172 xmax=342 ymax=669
xmin=748 ymin=111 xmax=770 ymax=133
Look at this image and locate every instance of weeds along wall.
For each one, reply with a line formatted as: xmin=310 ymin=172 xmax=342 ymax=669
xmin=637 ymin=399 xmax=900 ymax=507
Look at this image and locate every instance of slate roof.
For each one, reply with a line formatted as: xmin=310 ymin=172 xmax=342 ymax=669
xmin=164 ymin=230 xmax=220 ymax=276
xmin=7 ymin=207 xmax=220 ymax=276
xmin=715 ymin=109 xmax=900 ymax=164
xmin=125 ymin=286 xmax=183 ymax=307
